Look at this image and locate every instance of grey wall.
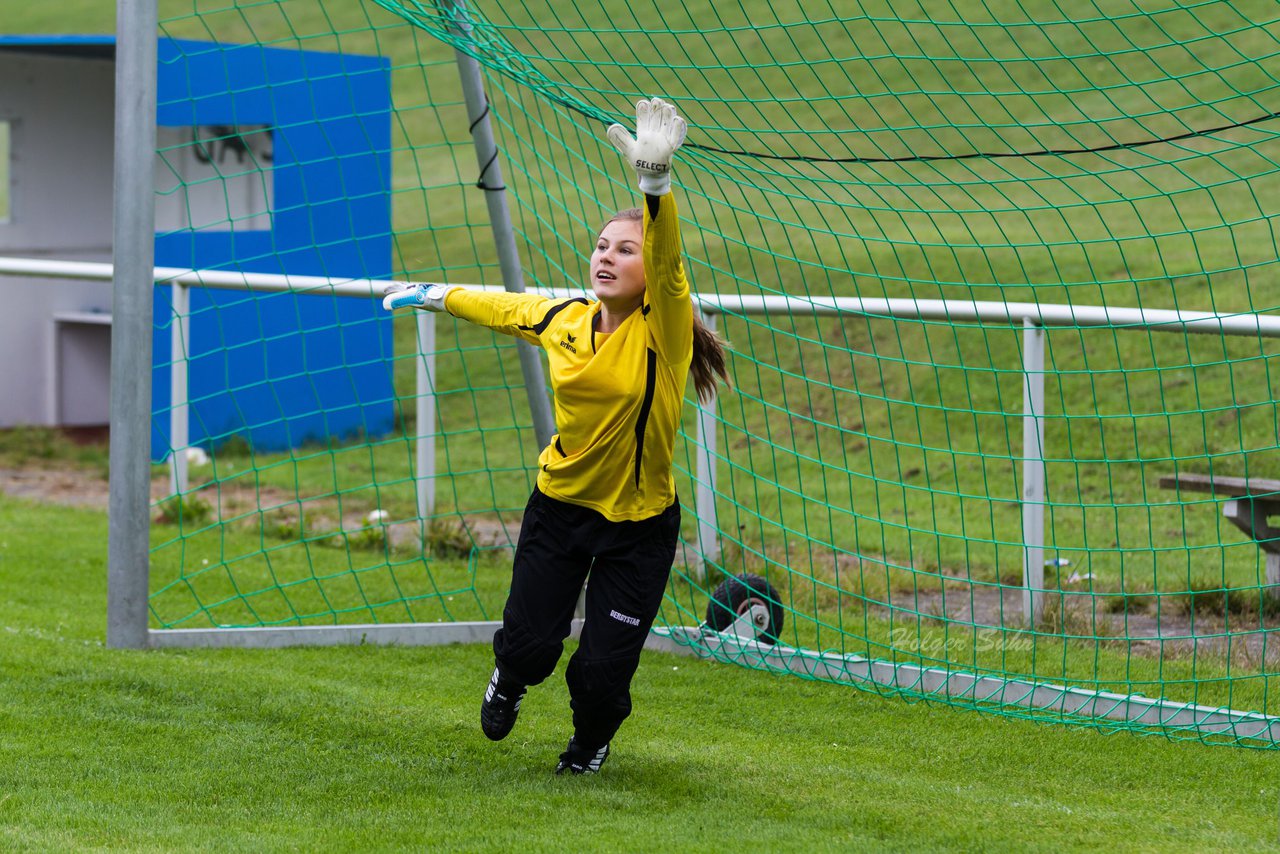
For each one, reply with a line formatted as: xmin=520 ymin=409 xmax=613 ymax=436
xmin=0 ymin=51 xmax=115 ymax=427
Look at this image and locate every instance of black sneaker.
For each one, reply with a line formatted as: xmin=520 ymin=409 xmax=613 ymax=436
xmin=554 ymin=737 xmax=610 ymax=775
xmin=480 ymin=666 xmax=526 ymax=741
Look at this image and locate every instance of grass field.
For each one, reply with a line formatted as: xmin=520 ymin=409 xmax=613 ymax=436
xmin=5 ymin=3 xmax=1280 ymax=845
xmin=2 ymin=492 xmax=1280 ymax=852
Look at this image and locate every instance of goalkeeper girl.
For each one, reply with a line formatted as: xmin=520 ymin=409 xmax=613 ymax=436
xmin=384 ymin=98 xmax=727 ymax=774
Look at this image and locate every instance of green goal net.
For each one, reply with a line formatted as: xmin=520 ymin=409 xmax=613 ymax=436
xmin=148 ymin=0 xmax=1280 ymax=748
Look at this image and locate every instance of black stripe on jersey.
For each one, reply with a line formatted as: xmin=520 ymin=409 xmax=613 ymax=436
xmin=555 ymin=436 xmax=566 ymax=456
xmin=645 ymin=193 xmax=660 ymax=219
xmin=520 ymin=297 xmax=589 ymax=336
xmin=633 ymin=348 xmax=658 ymax=488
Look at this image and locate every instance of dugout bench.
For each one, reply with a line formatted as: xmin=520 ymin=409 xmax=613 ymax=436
xmin=1159 ymin=472 xmax=1280 ymax=601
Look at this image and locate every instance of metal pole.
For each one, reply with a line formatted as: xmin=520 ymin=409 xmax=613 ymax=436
xmin=695 ymin=310 xmax=720 ymax=580
xmin=169 ymin=283 xmax=190 ymax=496
xmin=415 ymin=310 xmax=437 ymax=519
xmin=1022 ymin=320 xmax=1046 ymax=627
xmin=445 ymin=0 xmax=556 ymax=449
xmin=108 ymin=0 xmax=158 ymax=649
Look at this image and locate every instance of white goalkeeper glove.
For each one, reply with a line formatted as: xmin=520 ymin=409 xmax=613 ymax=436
xmin=382 ymin=282 xmax=456 ymax=312
xmin=606 ymin=97 xmax=688 ymax=196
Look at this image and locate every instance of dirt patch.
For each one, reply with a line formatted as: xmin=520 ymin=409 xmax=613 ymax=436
xmin=0 ymin=463 xmax=525 ymax=552
xmin=0 ymin=467 xmax=118 ymax=509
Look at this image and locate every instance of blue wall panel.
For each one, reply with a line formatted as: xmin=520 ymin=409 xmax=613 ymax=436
xmin=151 ymin=38 xmax=393 ymax=458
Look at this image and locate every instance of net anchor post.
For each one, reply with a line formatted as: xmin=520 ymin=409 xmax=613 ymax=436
xmin=1021 ymin=319 xmax=1047 ymax=627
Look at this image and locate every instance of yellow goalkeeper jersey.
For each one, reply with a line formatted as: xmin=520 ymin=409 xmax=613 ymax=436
xmin=444 ymin=192 xmax=693 ymax=522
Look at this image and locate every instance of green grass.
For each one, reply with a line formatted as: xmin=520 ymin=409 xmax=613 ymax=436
xmin=3 ymin=492 xmax=1280 ymax=852
xmin=6 ymin=0 xmax=1280 ymax=790
xmin=0 ymin=425 xmax=110 ymax=474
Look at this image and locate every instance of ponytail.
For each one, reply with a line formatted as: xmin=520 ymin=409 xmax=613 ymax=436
xmin=691 ymin=312 xmax=730 ymax=402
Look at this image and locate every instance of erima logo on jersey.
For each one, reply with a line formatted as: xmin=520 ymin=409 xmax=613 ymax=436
xmin=559 ymin=338 xmax=577 ymax=353
xmin=609 ymin=609 xmax=641 ymax=627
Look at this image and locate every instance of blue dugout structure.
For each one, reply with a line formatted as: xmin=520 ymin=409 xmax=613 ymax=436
xmin=152 ymin=38 xmax=393 ymax=458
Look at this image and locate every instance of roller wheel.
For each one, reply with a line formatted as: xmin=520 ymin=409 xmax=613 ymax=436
xmin=705 ymin=573 xmax=783 ymax=645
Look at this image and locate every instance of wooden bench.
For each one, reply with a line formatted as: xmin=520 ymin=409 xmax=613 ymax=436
xmin=1159 ymin=473 xmax=1280 ymax=598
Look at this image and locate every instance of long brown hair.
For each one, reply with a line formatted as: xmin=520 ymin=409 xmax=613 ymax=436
xmin=601 ymin=208 xmax=730 ymax=402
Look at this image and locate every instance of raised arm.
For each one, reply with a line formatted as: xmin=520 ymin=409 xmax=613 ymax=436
xmin=606 ymin=98 xmax=693 ymax=364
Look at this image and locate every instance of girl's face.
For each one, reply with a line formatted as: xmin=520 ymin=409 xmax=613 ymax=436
xmin=590 ymin=219 xmax=645 ymax=310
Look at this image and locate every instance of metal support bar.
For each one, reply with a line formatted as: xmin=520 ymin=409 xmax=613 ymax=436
xmin=416 ymin=311 xmax=437 ymax=520
xmin=694 ymin=310 xmax=720 ymax=579
xmin=445 ymin=0 xmax=556 ymax=450
xmin=8 ymin=254 xmax=1280 ymax=341
xmin=723 ymin=603 xmax=770 ymax=642
xmin=149 ymin=619 xmax=581 ymax=649
xmin=1022 ymin=320 xmax=1046 ymax=627
xmin=169 ymin=282 xmax=190 ymax=496
xmin=646 ymin=627 xmax=1280 ymax=743
xmin=0 ymin=256 xmax=411 ymax=298
xmin=107 ymin=0 xmax=158 ymax=650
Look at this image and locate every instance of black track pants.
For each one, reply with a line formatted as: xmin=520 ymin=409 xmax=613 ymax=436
xmin=492 ymin=487 xmax=680 ymax=749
